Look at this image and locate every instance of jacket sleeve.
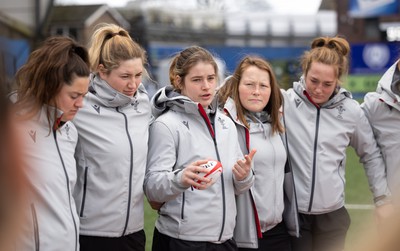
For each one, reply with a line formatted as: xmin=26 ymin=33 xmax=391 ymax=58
xmin=350 ymin=102 xmax=391 ymax=201
xmin=144 ymin=120 xmax=189 ymax=203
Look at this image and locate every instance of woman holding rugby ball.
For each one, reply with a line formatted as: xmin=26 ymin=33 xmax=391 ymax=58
xmin=144 ymin=45 xmax=256 ymax=251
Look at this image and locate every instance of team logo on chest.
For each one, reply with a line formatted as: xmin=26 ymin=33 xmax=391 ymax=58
xmin=295 ymin=98 xmax=302 ymax=108
xmin=182 ymin=121 xmax=189 ymax=130
xmin=336 ymin=105 xmax=345 ymax=119
xmin=217 ymin=117 xmax=228 ymax=129
xmin=64 ymin=123 xmax=71 ymax=140
xmin=92 ymin=104 xmax=101 ymax=114
xmin=131 ymin=99 xmax=141 ymax=113
xmin=28 ymin=130 xmax=36 ymax=143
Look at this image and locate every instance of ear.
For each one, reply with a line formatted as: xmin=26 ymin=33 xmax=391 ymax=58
xmin=97 ymin=64 xmax=107 ymax=79
xmin=175 ymin=75 xmax=183 ymax=90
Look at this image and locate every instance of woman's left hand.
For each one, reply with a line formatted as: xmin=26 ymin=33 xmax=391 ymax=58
xmin=233 ymin=149 xmax=257 ymax=181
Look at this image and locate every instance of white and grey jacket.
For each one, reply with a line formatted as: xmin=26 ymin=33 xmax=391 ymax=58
xmin=144 ymin=86 xmax=254 ymax=243
xmin=73 ymin=74 xmax=151 ymax=237
xmin=224 ymin=97 xmax=299 ymax=249
xmin=281 ymin=78 xmax=390 ymax=214
xmin=18 ymin=105 xmax=79 ymax=251
xmin=362 ymin=61 xmax=400 ymax=201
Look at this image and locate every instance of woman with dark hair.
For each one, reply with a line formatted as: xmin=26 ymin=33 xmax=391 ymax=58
xmin=13 ymin=36 xmax=90 ymax=251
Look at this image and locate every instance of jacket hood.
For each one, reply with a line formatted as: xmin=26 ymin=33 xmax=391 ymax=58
xmin=377 ymin=60 xmax=400 ymax=102
xmin=293 ymin=76 xmax=352 ymax=108
xmin=89 ymin=73 xmax=146 ymax=108
xmin=151 ymin=85 xmax=218 ymax=118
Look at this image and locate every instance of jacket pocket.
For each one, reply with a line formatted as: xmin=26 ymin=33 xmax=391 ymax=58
xmin=79 ymin=166 xmax=89 ymax=217
xmin=31 ymin=204 xmax=40 ymax=251
xmin=180 ymin=192 xmax=185 ymax=220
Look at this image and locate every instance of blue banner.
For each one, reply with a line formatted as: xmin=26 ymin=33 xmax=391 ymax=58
xmin=350 ymin=42 xmax=400 ymax=74
xmin=349 ymin=0 xmax=399 ymax=17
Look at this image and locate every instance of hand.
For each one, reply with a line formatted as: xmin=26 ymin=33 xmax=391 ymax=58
xmin=233 ymin=149 xmax=257 ymax=181
xmin=147 ymin=200 xmax=164 ymax=211
xmin=375 ymin=203 xmax=395 ymax=228
xmin=181 ymin=159 xmax=212 ymax=190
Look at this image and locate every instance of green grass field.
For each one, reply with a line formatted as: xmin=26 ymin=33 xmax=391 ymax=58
xmin=142 ymin=147 xmax=376 ymax=251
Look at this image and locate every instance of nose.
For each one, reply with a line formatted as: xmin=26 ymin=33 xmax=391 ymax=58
xmin=75 ymin=96 xmax=84 ymax=108
xmin=202 ymin=80 xmax=211 ymax=90
xmin=252 ymin=85 xmax=261 ymax=95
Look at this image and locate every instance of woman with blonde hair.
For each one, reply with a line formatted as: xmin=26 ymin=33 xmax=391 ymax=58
xmin=281 ymin=36 xmax=391 ymax=251
xmin=73 ymin=23 xmax=151 ymax=251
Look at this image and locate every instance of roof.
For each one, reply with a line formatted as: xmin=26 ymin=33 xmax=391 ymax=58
xmin=49 ymin=4 xmax=129 ymax=28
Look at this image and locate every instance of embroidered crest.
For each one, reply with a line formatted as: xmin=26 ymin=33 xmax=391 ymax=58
xmin=131 ymin=99 xmax=141 ymax=113
xmin=28 ymin=130 xmax=36 ymax=143
xmin=336 ymin=105 xmax=345 ymax=119
xmin=218 ymin=117 xmax=228 ymax=129
xmin=65 ymin=123 xmax=71 ymax=140
xmin=92 ymin=104 xmax=100 ymax=114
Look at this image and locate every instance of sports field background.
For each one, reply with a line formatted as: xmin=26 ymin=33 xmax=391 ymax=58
xmin=142 ymin=147 xmax=376 ymax=251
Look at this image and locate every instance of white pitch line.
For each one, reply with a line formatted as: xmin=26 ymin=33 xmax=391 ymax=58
xmin=345 ymin=204 xmax=374 ymax=210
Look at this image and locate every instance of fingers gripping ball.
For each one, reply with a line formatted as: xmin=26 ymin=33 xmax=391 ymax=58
xmin=195 ymin=160 xmax=223 ymax=187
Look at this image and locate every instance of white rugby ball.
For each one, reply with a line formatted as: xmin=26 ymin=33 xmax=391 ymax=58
xmin=195 ymin=160 xmax=223 ymax=187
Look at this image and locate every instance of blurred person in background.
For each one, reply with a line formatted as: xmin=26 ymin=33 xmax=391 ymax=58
xmin=362 ymin=60 xmax=400 ymax=210
xmin=0 ymin=71 xmax=25 ymax=251
xmin=281 ymin=36 xmax=392 ymax=251
xmin=12 ymin=36 xmax=90 ymax=251
xmin=72 ymin=23 xmax=152 ymax=251
xmin=218 ymin=55 xmax=299 ymax=251
xmin=144 ymin=45 xmax=256 ymax=251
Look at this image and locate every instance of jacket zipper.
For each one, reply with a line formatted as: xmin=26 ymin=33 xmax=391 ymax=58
xmin=31 ymin=204 xmax=40 ymax=251
xmin=116 ymin=107 xmax=134 ymax=236
xmin=307 ymin=108 xmax=320 ymax=212
xmin=53 ymin=130 xmax=78 ymax=251
xmin=244 ymin=127 xmax=262 ymax=238
xmin=198 ymin=104 xmax=226 ymax=241
xmin=79 ymin=166 xmax=89 ymax=217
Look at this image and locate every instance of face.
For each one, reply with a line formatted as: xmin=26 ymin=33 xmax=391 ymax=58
xmin=304 ymin=62 xmax=338 ymax=105
xmin=55 ymin=76 xmax=89 ymax=122
xmin=180 ymin=61 xmax=217 ymax=109
xmin=99 ymin=58 xmax=143 ymax=97
xmin=238 ymin=66 xmax=271 ymax=113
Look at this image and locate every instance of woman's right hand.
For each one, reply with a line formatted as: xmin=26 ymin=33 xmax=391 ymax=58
xmin=181 ymin=159 xmax=212 ymax=190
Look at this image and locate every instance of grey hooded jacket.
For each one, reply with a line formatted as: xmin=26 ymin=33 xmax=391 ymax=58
xmin=144 ymin=86 xmax=254 ymax=243
xmin=73 ymin=74 xmax=151 ymax=237
xmin=282 ymin=78 xmax=390 ymax=214
xmin=17 ymin=105 xmax=79 ymax=251
xmin=362 ymin=60 xmax=400 ymax=201
xmin=224 ymin=97 xmax=299 ymax=249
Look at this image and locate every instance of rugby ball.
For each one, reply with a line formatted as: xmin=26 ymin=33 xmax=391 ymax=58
xmin=195 ymin=160 xmax=223 ymax=187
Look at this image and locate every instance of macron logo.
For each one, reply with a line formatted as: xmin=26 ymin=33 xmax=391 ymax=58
xmin=28 ymin=130 xmax=36 ymax=143
xmin=182 ymin=121 xmax=189 ymax=130
xmin=295 ymin=98 xmax=302 ymax=108
xmin=92 ymin=104 xmax=100 ymax=114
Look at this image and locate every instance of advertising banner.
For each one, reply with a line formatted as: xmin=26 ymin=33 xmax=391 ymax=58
xmin=349 ymin=0 xmax=399 ymax=17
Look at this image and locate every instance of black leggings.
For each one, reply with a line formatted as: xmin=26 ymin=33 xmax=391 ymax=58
xmin=152 ymin=227 xmax=238 ymax=251
xmin=239 ymin=221 xmax=291 ymax=251
xmin=291 ymin=207 xmax=351 ymax=251
xmin=80 ymin=229 xmax=146 ymax=251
